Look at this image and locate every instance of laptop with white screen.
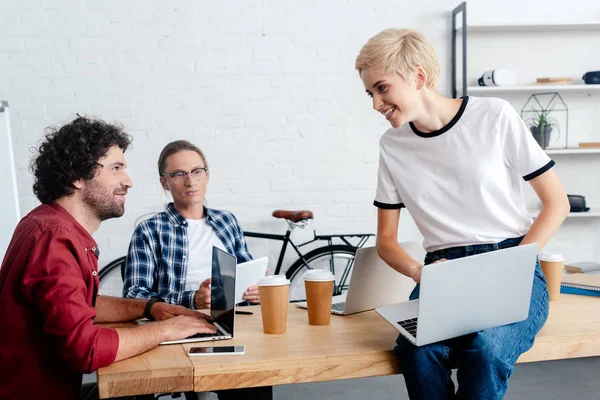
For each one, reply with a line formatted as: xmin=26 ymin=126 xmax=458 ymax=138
xmin=376 ymin=244 xmax=538 ymax=347
xmin=159 ymin=246 xmax=237 ymax=345
xmin=296 ymin=245 xmax=417 ymax=315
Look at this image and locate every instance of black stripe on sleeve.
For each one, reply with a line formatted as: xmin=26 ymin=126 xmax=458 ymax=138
xmin=373 ymin=201 xmax=405 ymax=209
xmin=522 ymin=160 xmax=555 ymax=181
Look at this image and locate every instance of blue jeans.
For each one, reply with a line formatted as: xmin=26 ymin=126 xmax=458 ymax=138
xmin=394 ymin=237 xmax=549 ymax=400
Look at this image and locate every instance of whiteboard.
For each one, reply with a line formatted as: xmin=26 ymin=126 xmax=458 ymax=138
xmin=0 ymin=101 xmax=20 ymax=261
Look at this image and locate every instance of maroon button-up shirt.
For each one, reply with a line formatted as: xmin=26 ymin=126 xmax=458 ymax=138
xmin=0 ymin=203 xmax=119 ymax=400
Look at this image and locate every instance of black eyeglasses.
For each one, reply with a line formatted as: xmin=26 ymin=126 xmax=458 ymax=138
xmin=161 ymin=167 xmax=208 ymax=182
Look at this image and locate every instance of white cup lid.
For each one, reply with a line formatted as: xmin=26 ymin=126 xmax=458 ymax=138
xmin=257 ymin=275 xmax=290 ymax=287
xmin=303 ymin=269 xmax=335 ymax=282
xmin=539 ymin=252 xmax=564 ymax=262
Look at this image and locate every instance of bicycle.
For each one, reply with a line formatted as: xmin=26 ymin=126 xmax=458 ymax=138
xmin=98 ymin=255 xmax=127 ymax=296
xmin=244 ymin=209 xmax=374 ymax=302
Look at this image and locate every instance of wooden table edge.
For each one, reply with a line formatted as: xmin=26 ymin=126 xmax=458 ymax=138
xmin=98 ymin=344 xmax=194 ymax=399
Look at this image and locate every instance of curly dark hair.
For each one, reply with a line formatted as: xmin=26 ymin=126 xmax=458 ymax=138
xmin=31 ymin=116 xmax=133 ymax=204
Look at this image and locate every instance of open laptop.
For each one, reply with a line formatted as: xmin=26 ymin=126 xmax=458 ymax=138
xmin=376 ymin=243 xmax=538 ymax=347
xmin=296 ymin=245 xmax=416 ymax=315
xmin=161 ymin=246 xmax=237 ymax=345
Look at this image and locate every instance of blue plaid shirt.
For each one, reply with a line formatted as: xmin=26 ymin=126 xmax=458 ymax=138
xmin=123 ymin=203 xmax=252 ymax=309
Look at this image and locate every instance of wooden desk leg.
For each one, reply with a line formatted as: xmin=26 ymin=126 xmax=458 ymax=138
xmin=215 ymin=386 xmax=273 ymax=400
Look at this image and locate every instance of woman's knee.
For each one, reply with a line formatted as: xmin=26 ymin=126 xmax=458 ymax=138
xmin=468 ymin=336 xmax=508 ymax=365
xmin=394 ymin=335 xmax=449 ymax=366
xmin=468 ymin=327 xmax=525 ymax=367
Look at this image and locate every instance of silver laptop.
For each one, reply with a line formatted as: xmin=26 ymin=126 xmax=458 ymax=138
xmin=161 ymin=246 xmax=237 ymax=345
xmin=376 ymin=243 xmax=538 ymax=347
xmin=297 ymin=246 xmax=416 ymax=315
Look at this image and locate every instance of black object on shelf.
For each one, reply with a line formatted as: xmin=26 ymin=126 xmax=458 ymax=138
xmin=568 ymin=195 xmax=590 ymax=212
xmin=582 ymin=71 xmax=600 ymax=85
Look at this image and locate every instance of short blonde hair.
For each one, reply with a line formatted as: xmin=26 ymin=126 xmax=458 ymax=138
xmin=355 ymin=28 xmax=440 ymax=89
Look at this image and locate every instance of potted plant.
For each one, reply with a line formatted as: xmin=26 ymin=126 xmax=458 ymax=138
xmin=527 ymin=109 xmax=559 ymax=149
xmin=521 ymin=92 xmax=568 ymax=149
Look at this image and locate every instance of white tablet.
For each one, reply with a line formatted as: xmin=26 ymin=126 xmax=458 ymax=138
xmin=235 ymin=257 xmax=269 ymax=303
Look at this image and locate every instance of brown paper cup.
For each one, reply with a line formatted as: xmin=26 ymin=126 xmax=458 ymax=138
xmin=540 ymin=254 xmax=563 ymax=301
xmin=258 ymin=284 xmax=289 ymax=334
xmin=304 ymin=280 xmax=335 ymax=325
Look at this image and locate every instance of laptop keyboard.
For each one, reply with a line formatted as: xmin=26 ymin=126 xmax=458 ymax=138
xmin=397 ymin=317 xmax=418 ymax=338
xmin=331 ymin=302 xmax=345 ymax=312
xmin=186 ymin=325 xmax=226 ymax=339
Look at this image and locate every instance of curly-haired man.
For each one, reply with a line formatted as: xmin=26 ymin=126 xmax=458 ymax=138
xmin=0 ymin=117 xmax=217 ymax=400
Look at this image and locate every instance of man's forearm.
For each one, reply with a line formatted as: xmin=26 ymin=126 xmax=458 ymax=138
xmin=95 ymin=296 xmax=147 ymax=323
xmin=112 ymin=324 xmax=166 ymax=362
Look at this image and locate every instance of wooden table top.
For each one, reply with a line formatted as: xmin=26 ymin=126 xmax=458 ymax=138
xmin=187 ymin=303 xmax=401 ymax=392
xmin=98 ymin=294 xmax=600 ymax=398
xmin=98 ymin=341 xmax=193 ymax=399
xmin=518 ymin=293 xmax=600 ymax=362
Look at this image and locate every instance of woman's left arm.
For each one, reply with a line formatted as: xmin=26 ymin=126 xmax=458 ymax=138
xmin=521 ymin=168 xmax=570 ymax=251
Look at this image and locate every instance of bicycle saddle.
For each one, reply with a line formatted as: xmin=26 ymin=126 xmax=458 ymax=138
xmin=272 ymin=210 xmax=314 ymax=222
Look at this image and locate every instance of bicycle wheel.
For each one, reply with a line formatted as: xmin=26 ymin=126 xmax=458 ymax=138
xmin=98 ymin=256 xmax=126 ymax=297
xmin=285 ymin=245 xmax=357 ymax=302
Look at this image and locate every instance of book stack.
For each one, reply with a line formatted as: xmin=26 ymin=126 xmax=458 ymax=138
xmin=561 ymin=274 xmax=600 ymax=297
xmin=578 ymin=142 xmax=600 ymax=149
xmin=565 ymin=261 xmax=600 ymax=275
xmin=534 ymin=77 xmax=573 ymax=85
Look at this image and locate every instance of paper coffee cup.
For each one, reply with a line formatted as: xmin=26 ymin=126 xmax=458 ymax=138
xmin=257 ymin=276 xmax=290 ymax=334
xmin=539 ymin=253 xmax=564 ymax=301
xmin=304 ymin=270 xmax=335 ymax=326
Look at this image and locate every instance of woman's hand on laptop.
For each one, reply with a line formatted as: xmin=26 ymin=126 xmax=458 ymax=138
xmin=410 ymin=258 xmax=448 ymax=283
xmin=151 ymin=302 xmax=213 ymax=322
xmin=409 ymin=264 xmax=424 ymax=283
xmin=194 ymin=278 xmax=212 ymax=309
xmin=243 ymin=285 xmax=261 ymax=303
xmin=158 ymin=315 xmax=218 ymax=341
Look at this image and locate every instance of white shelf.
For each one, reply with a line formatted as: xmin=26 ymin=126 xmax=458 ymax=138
xmin=467 ymin=85 xmax=600 ymax=94
xmin=545 ymin=148 xmax=600 ymax=155
xmin=457 ymin=22 xmax=600 ymax=33
xmin=531 ymin=208 xmax=600 ymax=219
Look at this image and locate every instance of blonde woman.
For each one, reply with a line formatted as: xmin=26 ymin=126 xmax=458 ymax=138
xmin=355 ymin=29 xmax=569 ymax=399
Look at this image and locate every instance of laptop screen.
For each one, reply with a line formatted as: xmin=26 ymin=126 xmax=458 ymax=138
xmin=210 ymin=247 xmax=236 ymax=334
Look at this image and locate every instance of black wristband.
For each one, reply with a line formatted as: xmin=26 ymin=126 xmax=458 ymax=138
xmin=143 ymin=296 xmax=165 ymax=320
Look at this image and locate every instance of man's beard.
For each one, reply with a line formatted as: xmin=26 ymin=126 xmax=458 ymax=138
xmin=82 ymin=179 xmax=126 ymax=221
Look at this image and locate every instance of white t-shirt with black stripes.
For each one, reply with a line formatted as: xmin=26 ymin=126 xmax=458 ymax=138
xmin=374 ymin=96 xmax=554 ymax=252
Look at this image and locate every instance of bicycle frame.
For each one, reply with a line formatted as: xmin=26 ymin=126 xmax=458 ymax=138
xmin=244 ymin=227 xmax=373 ymax=276
xmin=243 ymin=230 xmax=293 ymax=275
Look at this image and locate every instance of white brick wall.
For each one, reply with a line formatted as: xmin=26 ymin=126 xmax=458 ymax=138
xmin=1 ymin=0 xmax=599 ymax=268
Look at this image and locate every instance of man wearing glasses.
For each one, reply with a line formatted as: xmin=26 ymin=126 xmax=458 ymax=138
xmin=123 ymin=140 xmax=261 ymax=312
xmin=122 ymin=140 xmax=267 ymax=399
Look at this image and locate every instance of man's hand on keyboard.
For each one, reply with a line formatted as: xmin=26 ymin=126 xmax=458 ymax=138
xmin=151 ymin=302 xmax=213 ymax=322
xmin=158 ymin=315 xmax=218 ymax=342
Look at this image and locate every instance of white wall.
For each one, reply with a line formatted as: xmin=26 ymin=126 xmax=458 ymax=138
xmin=0 ymin=0 xmax=599 ymax=269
